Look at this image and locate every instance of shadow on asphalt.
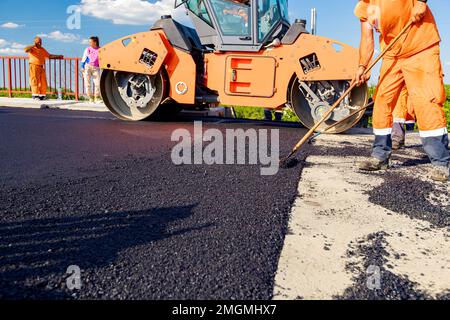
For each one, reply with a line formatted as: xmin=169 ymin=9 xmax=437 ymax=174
xmin=151 ymin=113 xmax=304 ymax=129
xmin=0 ymin=205 xmax=212 ymax=299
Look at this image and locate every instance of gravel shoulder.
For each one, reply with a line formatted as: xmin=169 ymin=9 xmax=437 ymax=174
xmin=274 ymin=130 xmax=450 ymax=300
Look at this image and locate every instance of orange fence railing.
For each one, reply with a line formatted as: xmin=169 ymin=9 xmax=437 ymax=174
xmin=0 ymin=56 xmax=87 ymax=100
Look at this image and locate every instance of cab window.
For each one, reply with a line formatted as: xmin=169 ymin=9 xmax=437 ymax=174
xmin=257 ymin=0 xmax=281 ymax=41
xmin=210 ymin=0 xmax=251 ymax=36
xmin=186 ymin=0 xmax=213 ymax=25
xmin=279 ymin=0 xmax=289 ymax=22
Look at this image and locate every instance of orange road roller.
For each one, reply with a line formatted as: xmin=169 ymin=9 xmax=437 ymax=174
xmin=99 ymin=0 xmax=368 ymax=133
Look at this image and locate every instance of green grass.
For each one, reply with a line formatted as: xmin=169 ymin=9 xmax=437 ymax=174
xmin=233 ymin=106 xmax=300 ymax=123
xmin=232 ymin=106 xmax=265 ymax=121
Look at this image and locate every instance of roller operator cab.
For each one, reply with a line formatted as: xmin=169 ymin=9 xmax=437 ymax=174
xmin=99 ymin=0 xmax=368 ymax=133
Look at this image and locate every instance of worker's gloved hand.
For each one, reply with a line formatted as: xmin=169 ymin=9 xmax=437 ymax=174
xmin=411 ymin=1 xmax=427 ymax=23
xmin=351 ymin=65 xmax=367 ymax=87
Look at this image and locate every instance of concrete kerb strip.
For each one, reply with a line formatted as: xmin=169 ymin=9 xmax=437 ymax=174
xmin=0 ymin=98 xmax=230 ymax=117
xmin=0 ymin=97 xmax=109 ymax=113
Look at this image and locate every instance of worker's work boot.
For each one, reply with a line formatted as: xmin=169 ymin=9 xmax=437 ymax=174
xmin=392 ymin=138 xmax=405 ymax=150
xmin=359 ymin=158 xmax=390 ymax=172
xmin=392 ymin=122 xmax=406 ymax=150
xmin=429 ymin=165 xmax=449 ymax=182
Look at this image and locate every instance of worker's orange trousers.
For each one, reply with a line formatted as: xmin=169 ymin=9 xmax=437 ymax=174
xmin=392 ymin=86 xmax=415 ymax=124
xmin=29 ymin=64 xmax=47 ymax=96
xmin=391 ymin=86 xmax=415 ymax=144
xmin=372 ymin=43 xmax=449 ymax=166
xmin=374 ymin=43 xmax=446 ymax=134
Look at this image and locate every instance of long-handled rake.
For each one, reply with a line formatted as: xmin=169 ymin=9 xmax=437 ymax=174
xmin=280 ymin=20 xmax=413 ymax=167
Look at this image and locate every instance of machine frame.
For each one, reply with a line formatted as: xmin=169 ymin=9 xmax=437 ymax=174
xmin=99 ymin=0 xmax=368 ymax=133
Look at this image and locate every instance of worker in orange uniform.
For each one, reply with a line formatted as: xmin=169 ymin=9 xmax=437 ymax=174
xmin=392 ymin=86 xmax=416 ymax=150
xmin=24 ymin=37 xmax=64 ymax=101
xmin=353 ymin=0 xmax=449 ymax=182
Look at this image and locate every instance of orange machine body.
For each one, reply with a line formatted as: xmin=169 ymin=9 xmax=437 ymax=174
xmin=205 ymin=34 xmax=359 ymax=109
xmin=99 ymin=30 xmax=360 ymax=110
xmin=99 ymin=30 xmax=197 ymax=105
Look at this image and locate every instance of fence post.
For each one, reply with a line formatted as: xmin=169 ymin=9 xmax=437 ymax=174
xmin=7 ymin=58 xmax=12 ymax=98
xmin=75 ymin=59 xmax=79 ymax=101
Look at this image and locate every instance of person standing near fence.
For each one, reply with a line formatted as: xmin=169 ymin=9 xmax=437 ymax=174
xmin=24 ymin=37 xmax=64 ymax=101
xmin=81 ymin=37 xmax=101 ymax=103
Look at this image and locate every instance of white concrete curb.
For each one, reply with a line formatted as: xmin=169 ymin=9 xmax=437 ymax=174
xmin=0 ymin=97 xmax=109 ymax=113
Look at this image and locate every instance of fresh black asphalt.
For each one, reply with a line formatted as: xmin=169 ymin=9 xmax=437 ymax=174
xmin=0 ymin=107 xmax=307 ymax=300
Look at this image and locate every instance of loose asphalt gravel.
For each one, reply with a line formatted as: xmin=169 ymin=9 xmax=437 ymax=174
xmin=307 ymin=142 xmax=450 ymax=300
xmin=0 ymin=107 xmax=307 ymax=300
xmin=309 ymin=142 xmax=450 ymax=229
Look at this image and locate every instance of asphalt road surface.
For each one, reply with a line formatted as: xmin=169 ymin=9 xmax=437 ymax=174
xmin=0 ymin=107 xmax=307 ymax=300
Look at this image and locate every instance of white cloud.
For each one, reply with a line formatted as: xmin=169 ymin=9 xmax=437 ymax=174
xmin=0 ymin=47 xmax=24 ymax=55
xmin=79 ymin=0 xmax=188 ymax=26
xmin=10 ymin=42 xmax=25 ymax=50
xmin=446 ymin=61 xmax=450 ymax=66
xmin=0 ymin=38 xmax=26 ymax=55
xmin=38 ymin=30 xmax=82 ymax=43
xmin=1 ymin=22 xmax=24 ymax=29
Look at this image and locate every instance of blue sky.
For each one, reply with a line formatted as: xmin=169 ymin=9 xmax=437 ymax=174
xmin=0 ymin=0 xmax=449 ymax=83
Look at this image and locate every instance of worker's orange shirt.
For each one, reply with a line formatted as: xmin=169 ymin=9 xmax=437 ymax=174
xmin=354 ymin=0 xmax=440 ymax=58
xmin=28 ymin=47 xmax=50 ymax=66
